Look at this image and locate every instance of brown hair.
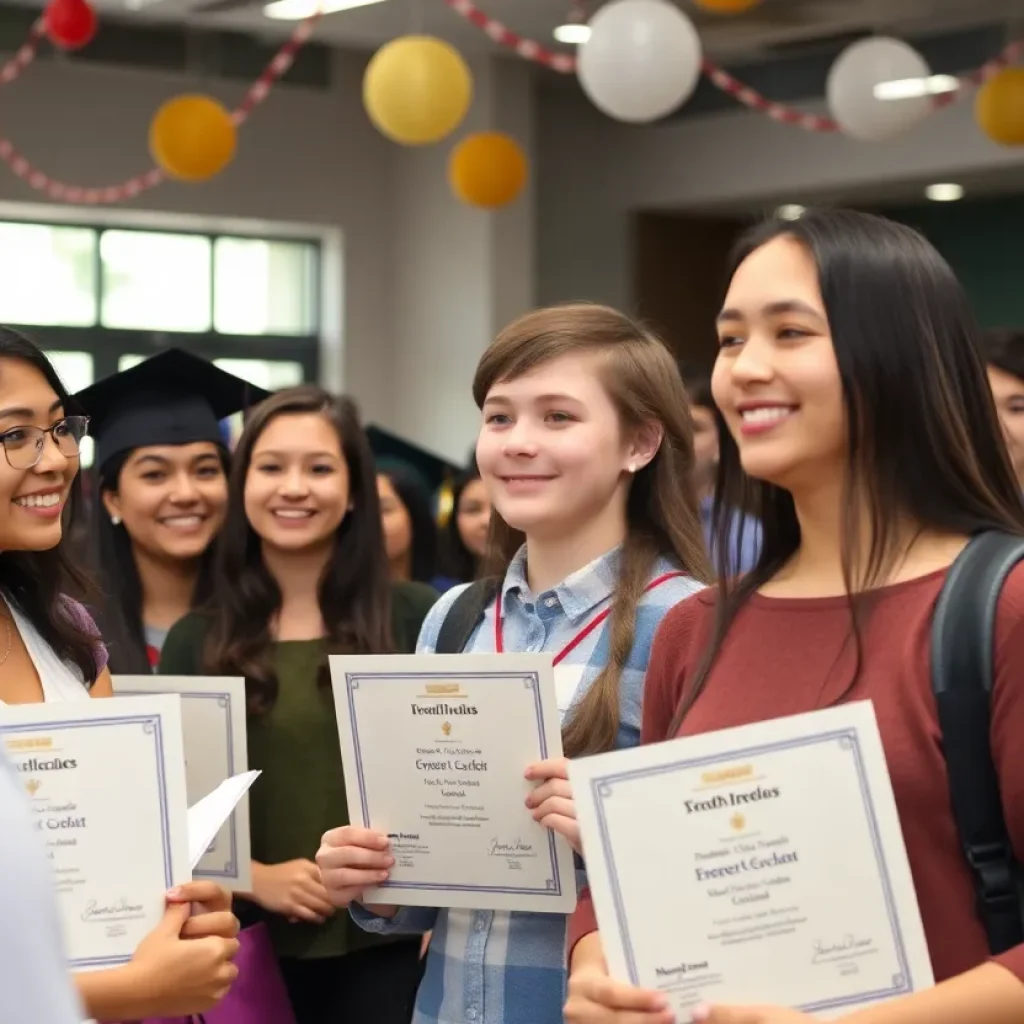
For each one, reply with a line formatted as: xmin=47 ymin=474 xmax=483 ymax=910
xmin=201 ymin=386 xmax=392 ymax=714
xmin=669 ymin=209 xmax=1024 ymax=735
xmin=473 ymin=302 xmax=711 ymax=757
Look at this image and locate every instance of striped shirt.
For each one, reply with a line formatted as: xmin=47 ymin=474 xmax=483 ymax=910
xmin=352 ymin=545 xmax=703 ymax=1024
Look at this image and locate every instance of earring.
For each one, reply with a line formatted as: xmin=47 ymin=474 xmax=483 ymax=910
xmin=628 ymin=463 xmax=637 ymax=474
xmin=110 ymin=515 xmax=122 ymax=526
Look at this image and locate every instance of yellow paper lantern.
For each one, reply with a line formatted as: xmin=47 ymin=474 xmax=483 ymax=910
xmin=975 ymin=68 xmax=1024 ymax=146
xmin=694 ymin=0 xmax=762 ymax=11
xmin=149 ymin=95 xmax=236 ymax=182
xmin=448 ymin=132 xmax=528 ymax=209
xmin=363 ymin=36 xmax=472 ymax=146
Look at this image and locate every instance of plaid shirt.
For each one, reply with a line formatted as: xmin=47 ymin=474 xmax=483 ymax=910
xmin=352 ymin=545 xmax=703 ymax=1024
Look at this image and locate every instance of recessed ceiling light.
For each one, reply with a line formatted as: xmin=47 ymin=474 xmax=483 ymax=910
xmin=553 ymin=23 xmax=591 ymax=44
xmin=925 ymin=183 xmax=964 ymax=202
xmin=263 ymin=0 xmax=387 ymax=21
xmin=873 ymin=74 xmax=959 ymax=101
xmin=776 ymin=204 xmax=806 ymax=221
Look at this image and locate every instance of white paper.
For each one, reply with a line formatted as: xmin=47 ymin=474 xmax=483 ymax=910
xmin=188 ymin=771 xmax=261 ymax=870
xmin=0 ymin=695 xmax=190 ymax=971
xmin=330 ymin=653 xmax=578 ymax=914
xmin=570 ymin=701 xmax=934 ymax=1021
xmin=114 ymin=675 xmax=252 ymax=890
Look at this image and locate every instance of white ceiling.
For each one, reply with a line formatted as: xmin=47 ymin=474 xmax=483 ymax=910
xmin=90 ymin=0 xmax=1024 ymax=59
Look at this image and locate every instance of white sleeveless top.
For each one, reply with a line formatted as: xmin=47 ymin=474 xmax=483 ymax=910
xmin=6 ymin=600 xmax=93 ymax=703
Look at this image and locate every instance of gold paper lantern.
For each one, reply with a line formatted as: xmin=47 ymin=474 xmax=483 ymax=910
xmin=975 ymin=68 xmax=1024 ymax=146
xmin=363 ymin=36 xmax=473 ymax=146
xmin=448 ymin=132 xmax=528 ymax=209
xmin=694 ymin=0 xmax=762 ymax=11
xmin=149 ymin=95 xmax=236 ymax=182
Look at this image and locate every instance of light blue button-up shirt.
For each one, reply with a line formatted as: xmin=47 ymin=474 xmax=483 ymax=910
xmin=353 ymin=545 xmax=703 ymax=1024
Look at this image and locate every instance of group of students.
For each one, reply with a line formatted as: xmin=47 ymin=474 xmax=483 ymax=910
xmin=3 ymin=206 xmax=1024 ymax=1024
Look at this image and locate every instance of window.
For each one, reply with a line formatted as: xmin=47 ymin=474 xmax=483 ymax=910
xmin=101 ymin=231 xmax=212 ymax=332
xmin=0 ymin=223 xmax=97 ymax=327
xmin=0 ymin=218 xmax=320 ymax=413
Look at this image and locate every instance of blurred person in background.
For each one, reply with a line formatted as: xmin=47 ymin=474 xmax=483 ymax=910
xmin=681 ymin=365 xmax=761 ymax=576
xmin=436 ymin=467 xmax=491 ymax=588
xmin=983 ymin=328 xmax=1024 ymax=489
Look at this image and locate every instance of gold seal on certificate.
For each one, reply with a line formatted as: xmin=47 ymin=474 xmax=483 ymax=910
xmin=330 ymin=653 xmax=578 ymax=913
xmin=570 ymin=702 xmax=934 ymax=1021
xmin=0 ymin=695 xmax=190 ymax=971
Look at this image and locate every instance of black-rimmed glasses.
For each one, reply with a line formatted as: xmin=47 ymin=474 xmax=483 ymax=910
xmin=0 ymin=416 xmax=90 ymax=470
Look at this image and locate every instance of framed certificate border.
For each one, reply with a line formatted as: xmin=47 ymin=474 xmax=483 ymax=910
xmin=342 ymin=668 xmax=569 ymax=901
xmin=585 ymin=727 xmax=916 ymax=1015
xmin=115 ymin=676 xmax=250 ymax=887
xmin=0 ymin=712 xmax=175 ymax=971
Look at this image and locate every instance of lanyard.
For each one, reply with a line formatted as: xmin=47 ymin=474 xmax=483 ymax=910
xmin=493 ymin=571 xmax=686 ymax=665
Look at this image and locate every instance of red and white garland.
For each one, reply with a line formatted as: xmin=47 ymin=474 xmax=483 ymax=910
xmin=444 ymin=0 xmax=1024 ymax=134
xmin=0 ymin=12 xmax=319 ymax=204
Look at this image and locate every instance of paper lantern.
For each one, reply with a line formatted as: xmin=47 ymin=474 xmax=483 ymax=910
xmin=976 ymin=69 xmax=1024 ymax=146
xmin=694 ymin=0 xmax=762 ymax=11
xmin=44 ymin=0 xmax=97 ymax=50
xmin=149 ymin=95 xmax=237 ymax=182
xmin=449 ymin=132 xmax=528 ymax=209
xmin=577 ymin=0 xmax=702 ymax=124
xmin=826 ymin=37 xmax=932 ymax=142
xmin=363 ymin=36 xmax=472 ymax=146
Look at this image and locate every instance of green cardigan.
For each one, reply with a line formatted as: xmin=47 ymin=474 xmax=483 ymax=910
xmin=157 ymin=581 xmax=438 ymax=960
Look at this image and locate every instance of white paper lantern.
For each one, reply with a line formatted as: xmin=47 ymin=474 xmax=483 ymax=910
xmin=826 ymin=37 xmax=932 ymax=142
xmin=577 ymin=0 xmax=702 ymax=124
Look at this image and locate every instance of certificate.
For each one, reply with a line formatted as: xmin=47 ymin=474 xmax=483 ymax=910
xmin=570 ymin=702 xmax=934 ymax=1020
xmin=114 ymin=675 xmax=252 ymax=890
xmin=330 ymin=653 xmax=578 ymax=913
xmin=0 ymin=695 xmax=189 ymax=971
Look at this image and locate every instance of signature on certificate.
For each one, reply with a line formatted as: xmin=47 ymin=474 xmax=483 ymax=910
xmin=488 ymin=837 xmax=536 ymax=857
xmin=80 ymin=897 xmax=145 ymax=921
xmin=811 ymin=933 xmax=875 ymax=962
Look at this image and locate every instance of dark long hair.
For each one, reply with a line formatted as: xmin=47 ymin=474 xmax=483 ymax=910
xmin=438 ymin=468 xmax=485 ymax=583
xmin=474 ymin=303 xmax=711 ymax=758
xmin=202 ymin=386 xmax=392 ymax=714
xmin=91 ymin=448 xmax=228 ymax=674
xmin=670 ymin=208 xmax=1024 ymax=733
xmin=378 ymin=462 xmax=438 ymax=584
xmin=0 ymin=329 xmax=100 ymax=686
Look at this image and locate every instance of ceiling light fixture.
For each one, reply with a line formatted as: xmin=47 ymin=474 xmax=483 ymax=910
xmin=776 ymin=204 xmax=806 ymax=221
xmin=873 ymin=74 xmax=958 ymax=101
xmin=553 ymin=23 xmax=591 ymax=44
xmin=263 ymin=0 xmax=387 ymax=21
xmin=925 ymin=182 xmax=964 ymax=202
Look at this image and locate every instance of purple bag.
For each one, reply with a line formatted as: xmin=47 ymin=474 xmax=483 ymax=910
xmin=134 ymin=923 xmax=296 ymax=1024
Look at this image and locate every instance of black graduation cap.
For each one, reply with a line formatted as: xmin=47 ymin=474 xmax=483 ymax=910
xmin=74 ymin=348 xmax=271 ymax=472
xmin=366 ymin=424 xmax=464 ymax=496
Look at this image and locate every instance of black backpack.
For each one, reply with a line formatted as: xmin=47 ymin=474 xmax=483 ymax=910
xmin=437 ymin=541 xmax=1024 ymax=954
xmin=931 ymin=530 xmax=1024 ymax=954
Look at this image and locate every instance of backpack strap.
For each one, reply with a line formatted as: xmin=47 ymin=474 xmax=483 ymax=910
xmin=434 ymin=578 xmax=501 ymax=654
xmin=931 ymin=530 xmax=1024 ymax=955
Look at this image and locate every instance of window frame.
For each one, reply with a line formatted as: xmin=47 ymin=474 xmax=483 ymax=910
xmin=0 ymin=216 xmax=322 ymax=387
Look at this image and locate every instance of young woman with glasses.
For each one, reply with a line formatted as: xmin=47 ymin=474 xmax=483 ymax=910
xmin=0 ymin=329 xmax=240 ymax=1021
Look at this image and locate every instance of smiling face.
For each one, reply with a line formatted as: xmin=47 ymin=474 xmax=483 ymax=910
xmin=475 ymin=351 xmax=647 ymax=541
xmin=0 ymin=357 xmax=79 ymax=552
xmin=102 ymin=443 xmax=227 ymax=563
xmin=244 ymin=411 xmax=350 ymax=555
xmin=712 ymin=234 xmax=847 ymax=494
xmin=988 ymin=365 xmax=1024 ymax=488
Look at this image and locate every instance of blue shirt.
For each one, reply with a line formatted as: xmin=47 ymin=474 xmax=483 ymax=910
xmin=700 ymin=496 xmax=762 ymax=576
xmin=352 ymin=545 xmax=703 ymax=1024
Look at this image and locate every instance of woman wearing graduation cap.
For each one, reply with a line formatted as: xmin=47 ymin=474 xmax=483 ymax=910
xmin=75 ymin=350 xmax=268 ymax=673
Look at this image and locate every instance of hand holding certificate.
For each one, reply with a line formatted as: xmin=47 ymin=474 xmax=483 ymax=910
xmin=570 ymin=703 xmax=933 ymax=1021
xmin=329 ymin=653 xmax=578 ymax=913
xmin=0 ymin=695 xmax=190 ymax=971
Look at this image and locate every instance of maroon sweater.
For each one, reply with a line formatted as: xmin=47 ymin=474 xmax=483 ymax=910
xmin=568 ymin=566 xmax=1024 ymax=985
